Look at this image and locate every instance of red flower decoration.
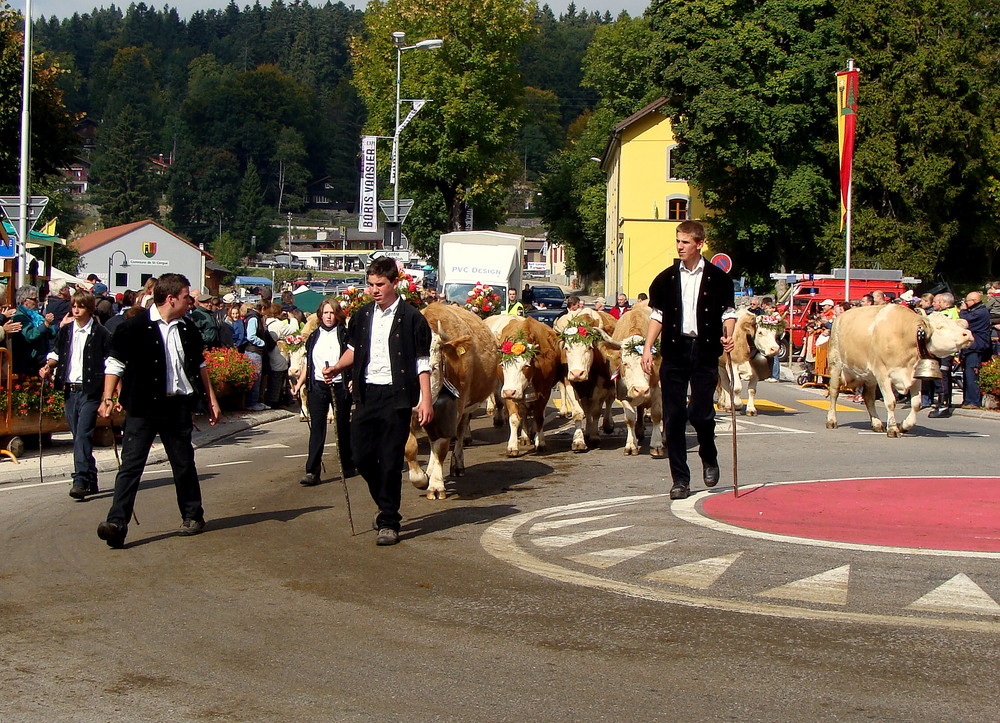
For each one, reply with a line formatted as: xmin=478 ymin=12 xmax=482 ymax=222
xmin=501 ymin=340 xmax=514 ymax=354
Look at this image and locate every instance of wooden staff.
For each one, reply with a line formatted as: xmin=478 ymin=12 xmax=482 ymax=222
xmin=725 ymin=352 xmax=739 ymax=498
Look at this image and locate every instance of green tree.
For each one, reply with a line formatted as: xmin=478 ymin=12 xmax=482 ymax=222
xmin=273 ymin=126 xmax=308 ymax=212
xmin=351 ymin=0 xmax=535 ymax=254
xmin=0 ymin=7 xmax=77 ymax=190
xmin=90 ymin=104 xmax=161 ymax=226
xmin=647 ymin=0 xmax=843 ymax=280
xmin=829 ymin=0 xmax=1000 ymax=281
xmin=209 ymin=230 xmax=245 ymax=278
xmin=232 ymin=163 xmax=272 ymax=254
xmin=165 ymin=142 xmax=240 ymax=247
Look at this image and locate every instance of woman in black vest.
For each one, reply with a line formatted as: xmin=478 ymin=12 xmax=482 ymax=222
xmin=293 ymin=298 xmax=354 ymax=485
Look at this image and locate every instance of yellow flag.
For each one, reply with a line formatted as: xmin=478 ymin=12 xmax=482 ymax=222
xmin=41 ymin=218 xmax=58 ymax=236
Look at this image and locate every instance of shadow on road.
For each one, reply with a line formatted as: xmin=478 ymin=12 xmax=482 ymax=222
xmin=122 ymin=505 xmax=331 ymax=548
xmin=403 ymin=502 xmax=520 ymax=540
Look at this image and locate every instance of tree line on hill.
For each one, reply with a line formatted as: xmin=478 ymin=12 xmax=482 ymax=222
xmin=2 ymin=1 xmax=997 ymax=287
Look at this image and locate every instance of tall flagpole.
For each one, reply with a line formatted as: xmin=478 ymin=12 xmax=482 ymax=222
xmin=837 ymin=59 xmax=859 ymax=303
xmin=17 ymin=0 xmax=33 ymax=289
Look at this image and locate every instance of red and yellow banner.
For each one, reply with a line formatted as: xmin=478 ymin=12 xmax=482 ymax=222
xmin=836 ymin=68 xmax=859 ymax=229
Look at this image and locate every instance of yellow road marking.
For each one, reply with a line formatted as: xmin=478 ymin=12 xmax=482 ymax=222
xmin=797 ymin=399 xmax=859 ymax=412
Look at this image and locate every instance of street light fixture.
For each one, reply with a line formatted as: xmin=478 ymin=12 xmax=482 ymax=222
xmin=387 ymin=30 xmax=443 ymax=251
xmin=108 ymin=249 xmax=128 ymax=293
xmin=287 ymin=212 xmax=293 ymax=268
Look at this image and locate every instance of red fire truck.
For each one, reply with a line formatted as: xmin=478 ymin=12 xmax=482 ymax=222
xmin=772 ymin=269 xmax=920 ymax=358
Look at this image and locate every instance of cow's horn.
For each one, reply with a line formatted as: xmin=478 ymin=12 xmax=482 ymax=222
xmin=599 ymin=329 xmax=622 ymax=348
xmin=436 ymin=321 xmax=451 ymax=343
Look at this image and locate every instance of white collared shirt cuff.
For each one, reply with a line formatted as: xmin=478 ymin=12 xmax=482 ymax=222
xmin=46 ymin=351 xmax=58 ymax=362
xmin=105 ymin=357 xmax=125 ymax=377
xmin=650 ymin=309 xmax=663 ymax=323
xmin=416 ymin=356 xmax=431 ymax=374
xmin=722 ymin=307 xmax=739 ymax=321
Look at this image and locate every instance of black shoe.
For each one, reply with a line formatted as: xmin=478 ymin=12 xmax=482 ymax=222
xmin=87 ymin=483 xmax=100 ymax=495
xmin=97 ymin=521 xmax=127 ymax=548
xmin=703 ymin=465 xmax=721 ymax=487
xmin=300 ymin=472 xmax=320 ymax=486
xmin=376 ymin=528 xmax=400 ymax=546
xmin=69 ymin=483 xmax=88 ymax=500
xmin=342 ymin=467 xmax=357 ymax=478
xmin=929 ymin=406 xmax=951 ymax=418
xmin=179 ymin=518 xmax=205 ymax=536
xmin=669 ymin=484 xmax=690 ymax=500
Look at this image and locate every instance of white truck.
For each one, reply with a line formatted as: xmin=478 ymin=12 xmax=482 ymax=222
xmin=437 ymin=230 xmax=524 ymax=304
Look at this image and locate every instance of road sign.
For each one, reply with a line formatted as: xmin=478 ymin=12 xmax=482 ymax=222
xmin=378 ymin=198 xmax=414 ymax=224
xmin=0 ymin=195 xmax=49 ymax=230
xmin=711 ymin=253 xmax=733 ymax=273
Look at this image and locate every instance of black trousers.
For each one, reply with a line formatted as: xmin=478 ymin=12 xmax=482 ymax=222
xmin=660 ymin=337 xmax=719 ymax=486
xmin=351 ymin=384 xmax=411 ymax=532
xmin=305 ymin=380 xmax=353 ymax=476
xmin=106 ymin=396 xmax=203 ymax=528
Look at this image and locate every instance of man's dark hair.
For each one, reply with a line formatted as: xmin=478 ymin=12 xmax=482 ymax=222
xmin=70 ymin=289 xmax=97 ymax=314
xmin=637 ymin=292 xmax=648 ymax=301
xmin=121 ymin=289 xmax=137 ymax=308
xmin=368 ymin=257 xmax=399 ymax=282
xmin=153 ymin=273 xmax=191 ymax=305
xmin=676 ymin=220 xmax=706 ymax=242
xmin=567 ymin=295 xmax=581 ymax=307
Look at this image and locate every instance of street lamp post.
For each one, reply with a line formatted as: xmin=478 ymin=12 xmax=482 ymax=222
xmin=387 ymin=31 xmax=442 ymax=251
xmin=108 ymin=250 xmax=128 ymax=294
xmin=286 ymin=212 xmax=293 ymax=268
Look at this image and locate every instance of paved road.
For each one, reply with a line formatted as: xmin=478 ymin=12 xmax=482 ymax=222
xmin=2 ymin=383 xmax=998 ymax=721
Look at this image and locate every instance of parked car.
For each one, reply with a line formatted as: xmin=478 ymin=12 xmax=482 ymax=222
xmin=528 ymin=284 xmax=567 ymax=309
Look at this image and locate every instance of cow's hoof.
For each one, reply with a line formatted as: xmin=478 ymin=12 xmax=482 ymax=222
xmin=825 ymin=420 xmax=838 ymax=429
xmin=426 ymin=489 xmax=446 ymax=500
xmin=572 ymin=442 xmax=588 ymax=452
xmin=746 ymin=409 xmax=758 ymax=417
xmin=410 ymin=472 xmax=429 ymax=490
xmin=887 ymin=428 xmax=902 ymax=438
xmin=624 ymin=447 xmax=637 ymax=456
xmin=871 ymin=421 xmax=886 ymax=433
xmin=602 ymin=423 xmax=614 ymax=434
xmin=650 ymin=447 xmax=664 ymax=458
xmin=506 ymin=449 xmax=519 ymax=457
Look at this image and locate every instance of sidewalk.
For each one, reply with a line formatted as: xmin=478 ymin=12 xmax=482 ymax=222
xmin=0 ymin=407 xmax=296 ymax=486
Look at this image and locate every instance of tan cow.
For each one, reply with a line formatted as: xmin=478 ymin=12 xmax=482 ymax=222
xmin=496 ymin=316 xmax=562 ymax=456
xmin=554 ymin=308 xmax=617 ymax=425
xmin=826 ymin=305 xmax=973 ymax=436
xmin=406 ymin=304 xmax=499 ymax=499
xmin=483 ymin=314 xmax=519 ymax=426
xmin=608 ymin=303 xmax=664 ymax=456
xmin=559 ymin=314 xmax=621 ymax=451
xmin=716 ymin=311 xmax=782 ymax=416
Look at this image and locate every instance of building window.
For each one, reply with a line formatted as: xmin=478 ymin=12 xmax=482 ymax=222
xmin=115 ymin=272 xmax=128 ymax=287
xmin=140 ymin=273 xmax=155 ymax=286
xmin=666 ymin=143 xmax=681 ymax=181
xmin=667 ymin=196 xmax=689 ymax=221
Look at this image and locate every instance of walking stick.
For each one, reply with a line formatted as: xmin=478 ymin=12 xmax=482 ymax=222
xmin=725 ymin=352 xmax=739 ymax=498
xmin=37 ymin=376 xmax=45 ymax=485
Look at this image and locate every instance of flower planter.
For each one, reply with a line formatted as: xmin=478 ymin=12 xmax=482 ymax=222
xmin=214 ymin=382 xmax=248 ymax=411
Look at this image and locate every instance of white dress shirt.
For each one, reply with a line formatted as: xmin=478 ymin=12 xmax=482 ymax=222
xmin=105 ymin=306 xmax=195 ymax=396
xmin=47 ymin=317 xmax=94 ymax=384
xmin=650 ymin=256 xmax=738 ymax=329
xmin=366 ymin=297 xmax=398 ymax=384
xmin=311 ymin=326 xmax=344 ymax=383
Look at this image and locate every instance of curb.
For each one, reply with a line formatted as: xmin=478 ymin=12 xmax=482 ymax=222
xmin=0 ymin=408 xmax=296 ymax=486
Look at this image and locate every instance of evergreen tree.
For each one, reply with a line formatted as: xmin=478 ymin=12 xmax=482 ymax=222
xmin=90 ymin=105 xmax=160 ymax=226
xmin=233 ymin=163 xmax=272 ymax=254
xmin=209 ymin=230 xmax=245 ymax=278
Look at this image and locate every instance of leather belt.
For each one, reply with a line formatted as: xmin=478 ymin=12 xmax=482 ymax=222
xmin=65 ymin=382 xmax=87 ymax=393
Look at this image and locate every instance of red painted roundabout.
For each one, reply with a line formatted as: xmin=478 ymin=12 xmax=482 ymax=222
xmin=701 ymin=477 xmax=1000 ymax=553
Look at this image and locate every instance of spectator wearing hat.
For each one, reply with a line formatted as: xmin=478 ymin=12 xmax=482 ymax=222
xmin=190 ymin=291 xmax=222 ymax=349
xmin=91 ymin=283 xmax=114 ymax=324
xmin=819 ymin=299 xmax=835 ymax=323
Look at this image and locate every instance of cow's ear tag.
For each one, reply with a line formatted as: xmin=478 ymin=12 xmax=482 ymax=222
xmin=457 ymin=346 xmax=467 ymax=355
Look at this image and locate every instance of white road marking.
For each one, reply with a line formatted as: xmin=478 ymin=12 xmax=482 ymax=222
xmin=284 ymin=453 xmax=309 ymax=459
xmin=568 ymin=540 xmax=675 ymax=569
xmin=673 ymin=478 xmax=1000 ymax=560
xmin=533 ymin=526 xmax=632 ymax=549
xmin=480 ymin=495 xmax=1000 ymax=633
xmin=249 ymin=443 xmax=290 ymax=449
xmin=906 ymin=573 xmax=1000 ymax=616
xmin=757 ymin=565 xmax=851 ymax=605
xmin=645 ymin=552 xmax=743 ymax=589
xmin=204 ymin=460 xmax=252 ymax=468
xmin=0 ymin=478 xmax=73 ymax=492
xmin=531 ymin=514 xmax=621 ymax=533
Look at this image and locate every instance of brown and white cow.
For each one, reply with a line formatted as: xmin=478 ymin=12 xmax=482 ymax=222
xmin=483 ymin=314 xmax=519 ymax=426
xmin=826 ymin=305 xmax=973 ymax=436
xmin=558 ymin=314 xmax=621 ymax=452
xmin=608 ymin=303 xmax=664 ymax=456
xmin=716 ymin=311 xmax=782 ymax=416
xmin=554 ymin=308 xmax=617 ymax=426
xmin=496 ymin=316 xmax=562 ymax=456
xmin=406 ymin=304 xmax=499 ymax=499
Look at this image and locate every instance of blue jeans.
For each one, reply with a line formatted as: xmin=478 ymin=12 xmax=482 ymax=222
xmin=962 ymin=351 xmax=986 ymax=407
xmin=65 ymin=390 xmax=100 ymax=489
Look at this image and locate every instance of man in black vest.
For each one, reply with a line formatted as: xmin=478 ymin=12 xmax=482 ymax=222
xmin=326 ymin=257 xmax=433 ymax=546
xmin=641 ymin=221 xmax=736 ymax=500
xmin=95 ymin=274 xmax=221 ymax=548
xmin=40 ymin=289 xmax=112 ymax=499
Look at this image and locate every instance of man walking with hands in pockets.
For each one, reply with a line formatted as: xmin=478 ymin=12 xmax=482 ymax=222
xmin=641 ymin=221 xmax=736 ymax=500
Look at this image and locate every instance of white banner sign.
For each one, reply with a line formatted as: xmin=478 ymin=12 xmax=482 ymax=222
xmin=358 ymin=136 xmax=378 ymax=233
xmin=390 ymin=100 xmax=428 ymax=185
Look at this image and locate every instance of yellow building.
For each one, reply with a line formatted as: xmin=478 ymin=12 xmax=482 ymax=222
xmin=599 ymin=97 xmax=708 ymax=300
